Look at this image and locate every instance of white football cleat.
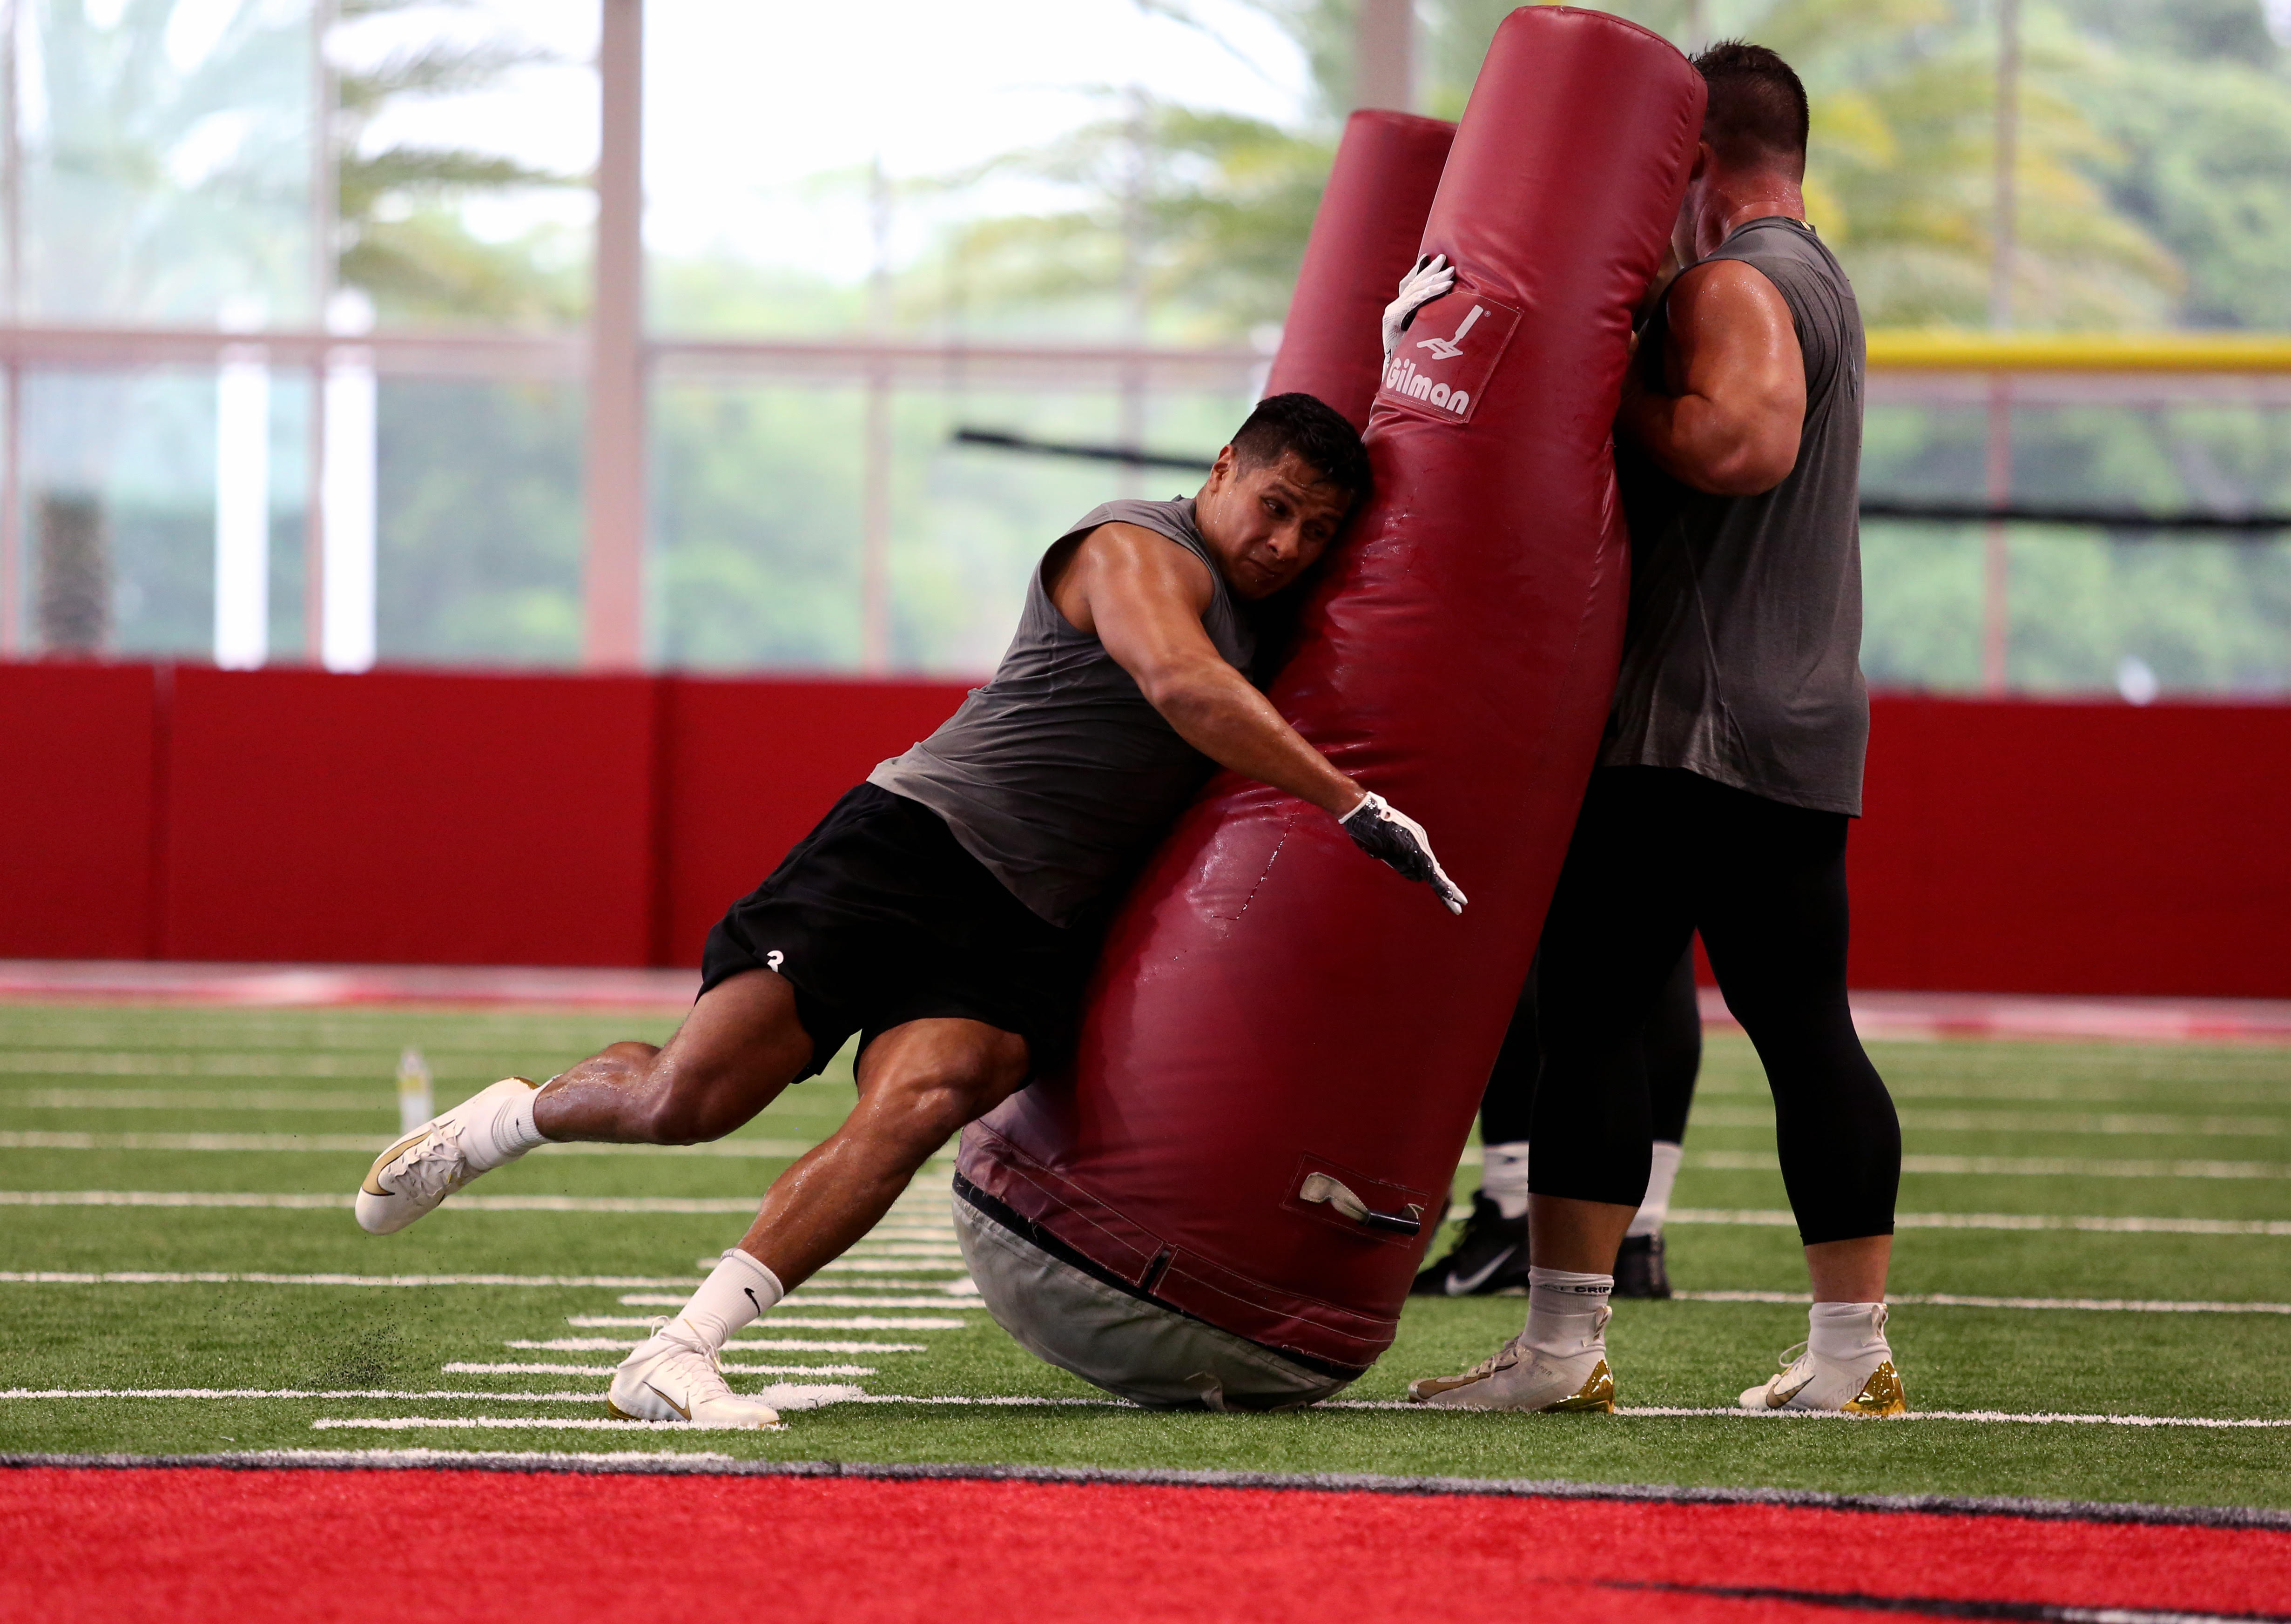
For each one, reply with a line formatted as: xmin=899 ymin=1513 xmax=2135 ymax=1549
xmin=356 ymin=1077 xmax=539 ymax=1236
xmin=608 ymin=1319 xmax=783 ymax=1429
xmin=1739 ymin=1340 xmax=1907 ymax=1415
xmin=1407 ymin=1309 xmax=1616 ymax=1412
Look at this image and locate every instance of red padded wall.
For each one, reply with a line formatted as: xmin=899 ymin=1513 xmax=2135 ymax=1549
xmin=160 ymin=667 xmax=658 ymax=966
xmin=964 ymin=10 xmax=1706 ymax=1370
xmin=657 ymin=675 xmax=969 ymax=965
xmin=0 ymin=661 xmax=159 ymax=958
xmin=1848 ymin=695 xmax=2291 ymax=998
xmin=4 ymin=662 xmax=2287 ymax=998
xmin=1261 ymin=109 xmax=1455 ymax=429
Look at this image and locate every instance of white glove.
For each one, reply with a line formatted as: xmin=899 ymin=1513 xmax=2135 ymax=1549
xmin=1340 ymin=791 xmax=1467 ymax=914
xmin=1381 ymin=253 xmax=1457 ymax=358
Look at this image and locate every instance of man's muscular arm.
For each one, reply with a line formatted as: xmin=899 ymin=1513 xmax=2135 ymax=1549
xmin=1056 ymin=523 xmax=1466 ymax=912
xmin=1059 ymin=524 xmax=1360 ymax=816
xmin=1617 ymin=258 xmax=1805 ymax=496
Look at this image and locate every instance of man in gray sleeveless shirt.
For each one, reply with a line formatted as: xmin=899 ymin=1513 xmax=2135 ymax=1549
xmin=1413 ymin=44 xmax=1907 ymax=1419
xmin=350 ymin=393 xmax=1464 ymax=1427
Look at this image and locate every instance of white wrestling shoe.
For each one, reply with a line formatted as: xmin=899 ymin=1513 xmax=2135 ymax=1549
xmin=355 ymin=1077 xmax=541 ymax=1235
xmin=1738 ymin=1340 xmax=1908 ymax=1416
xmin=1407 ymin=1308 xmax=1616 ymax=1412
xmin=608 ymin=1319 xmax=782 ymax=1429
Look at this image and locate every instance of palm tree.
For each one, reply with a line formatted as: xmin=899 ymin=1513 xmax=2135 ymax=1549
xmin=941 ymin=0 xmax=2183 ymax=337
xmin=333 ymin=0 xmax=580 ymax=326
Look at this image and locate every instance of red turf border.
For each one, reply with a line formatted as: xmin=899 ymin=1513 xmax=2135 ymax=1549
xmin=6 ymin=1464 xmax=2286 ymax=1624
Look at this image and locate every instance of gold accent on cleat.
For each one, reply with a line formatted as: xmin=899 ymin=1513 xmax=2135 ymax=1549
xmin=360 ymin=1129 xmax=430 ymax=1198
xmin=1407 ymin=1371 xmax=1476 ymax=1402
xmin=358 ymin=1078 xmax=538 ymax=1198
xmin=1762 ymin=1369 xmax=1816 ymax=1408
xmin=1539 ymin=1358 xmax=1616 ymax=1414
xmin=1841 ymin=1359 xmax=1907 ymax=1416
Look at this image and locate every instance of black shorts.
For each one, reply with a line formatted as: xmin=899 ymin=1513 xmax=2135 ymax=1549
xmin=701 ymin=783 xmax=1098 ymax=1079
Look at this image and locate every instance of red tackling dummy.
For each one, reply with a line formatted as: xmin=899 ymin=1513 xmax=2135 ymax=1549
xmin=962 ymin=8 xmax=1705 ymax=1374
xmin=1261 ymin=109 xmax=1456 ymax=429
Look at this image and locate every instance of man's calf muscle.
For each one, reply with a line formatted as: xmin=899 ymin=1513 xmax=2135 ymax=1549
xmin=534 ymin=969 xmax=815 ymax=1145
xmin=736 ymin=1017 xmax=1027 ymax=1289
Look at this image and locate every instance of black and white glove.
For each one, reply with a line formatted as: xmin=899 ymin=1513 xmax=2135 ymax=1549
xmin=1381 ymin=253 xmax=1457 ymax=358
xmin=1341 ymin=791 xmax=1467 ymax=915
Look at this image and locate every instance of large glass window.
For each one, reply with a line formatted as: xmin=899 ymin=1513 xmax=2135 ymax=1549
xmin=1 ymin=0 xmax=2288 ymax=700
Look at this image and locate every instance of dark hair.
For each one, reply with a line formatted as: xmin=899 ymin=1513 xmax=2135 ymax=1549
xmin=1693 ymin=40 xmax=1809 ymax=173
xmin=1230 ymin=392 xmax=1371 ymax=506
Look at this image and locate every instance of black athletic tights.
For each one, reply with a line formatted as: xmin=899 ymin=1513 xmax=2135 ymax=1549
xmin=1522 ymin=767 xmax=1901 ymax=1245
xmin=1480 ymin=943 xmax=1701 ymax=1147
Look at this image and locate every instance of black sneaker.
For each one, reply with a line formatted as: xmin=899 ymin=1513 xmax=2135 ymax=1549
xmin=1613 ymin=1232 xmax=1671 ymax=1299
xmin=1410 ymin=1191 xmax=1533 ymax=1296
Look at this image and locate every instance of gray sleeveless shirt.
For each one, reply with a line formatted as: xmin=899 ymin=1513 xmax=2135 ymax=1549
xmin=869 ymin=497 xmax=1255 ymax=926
xmin=1602 ymin=216 xmax=1869 ymax=815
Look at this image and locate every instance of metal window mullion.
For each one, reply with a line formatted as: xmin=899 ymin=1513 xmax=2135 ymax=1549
xmin=1 ymin=0 xmax=20 ymax=657
xmin=304 ymin=0 xmax=336 ymax=666
xmin=582 ymin=0 xmax=645 ymax=670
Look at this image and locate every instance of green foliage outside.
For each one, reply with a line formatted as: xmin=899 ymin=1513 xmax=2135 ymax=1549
xmin=37 ymin=0 xmax=2291 ymax=691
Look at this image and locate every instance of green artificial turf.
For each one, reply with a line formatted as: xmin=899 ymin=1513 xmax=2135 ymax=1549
xmin=1 ymin=1001 xmax=2286 ymax=1511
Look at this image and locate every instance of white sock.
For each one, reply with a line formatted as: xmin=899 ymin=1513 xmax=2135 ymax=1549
xmin=1625 ymin=1140 xmax=1683 ymax=1239
xmin=1522 ymin=1267 xmax=1611 ymax=1358
xmin=495 ymin=1085 xmax=549 ymax=1159
xmin=1808 ymin=1301 xmax=1889 ymax=1366
xmin=1481 ymin=1140 xmax=1531 ymax=1220
xmin=666 ymin=1249 xmax=784 ymax=1353
xmin=462 ymin=1083 xmax=549 ymax=1173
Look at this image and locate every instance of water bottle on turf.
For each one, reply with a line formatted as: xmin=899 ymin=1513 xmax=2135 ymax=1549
xmin=396 ymin=1047 xmax=433 ymax=1132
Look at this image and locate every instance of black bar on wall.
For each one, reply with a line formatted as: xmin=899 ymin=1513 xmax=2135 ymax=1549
xmin=953 ymin=427 xmax=2291 ymax=537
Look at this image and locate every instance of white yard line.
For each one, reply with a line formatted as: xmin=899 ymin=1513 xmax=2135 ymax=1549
xmin=212 ymin=1448 xmax=741 ymax=1464
xmin=816 ymin=1395 xmax=2291 ymax=1429
xmin=40 ymin=1190 xmax=2291 ymax=1233
xmin=0 ymin=1130 xmax=823 ymax=1157
xmin=617 ymin=1287 xmax=976 ymax=1306
xmin=1672 ymin=1290 xmax=2291 ymax=1314
xmin=1667 ymin=1208 xmax=2291 ymax=1237
xmin=1320 ymin=1401 xmax=2291 ymax=1428
xmin=314 ymin=1383 xmax=863 ymax=1429
xmin=7 ymin=1090 xmax=393 ymax=1111
xmin=310 ymin=1417 xmax=755 ymax=1431
xmin=1623 ymin=1407 xmax=2291 ymax=1429
xmin=0 ymin=1388 xmax=613 ymax=1402
xmin=506 ymin=1337 xmax=926 ymax=1353
xmin=1 ymin=1270 xmax=2265 ymax=1317
xmin=0 ymin=1191 xmax=363 ymax=1209
xmin=0 ymin=1054 xmax=430 ymax=1078
xmin=842 ymin=1244 xmax=964 ymax=1257
xmin=752 ymin=1315 xmax=959 ymax=1329
xmin=1690 ymin=1149 xmax=2291 ymax=1179
xmin=847 ymin=1230 xmax=959 ymax=1242
xmin=14 ymin=1385 xmax=2282 ymax=1431
xmin=565 ymin=1314 xmax=971 ymax=1329
xmin=0 ymin=1271 xmax=708 ymax=1288
xmin=442 ymin=1361 xmax=878 ymax=1377
xmin=1688 ymin=1104 xmax=2286 ymax=1137
xmin=0 ymin=1191 xmax=764 ymax=1213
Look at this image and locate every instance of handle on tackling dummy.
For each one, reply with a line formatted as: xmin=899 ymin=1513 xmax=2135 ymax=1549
xmin=1298 ymin=1172 xmax=1425 ymax=1237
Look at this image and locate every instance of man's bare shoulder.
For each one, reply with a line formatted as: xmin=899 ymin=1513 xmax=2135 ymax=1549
xmin=1667 ymin=257 xmax=1794 ymax=338
xmin=1048 ymin=520 xmax=1215 ymax=633
xmin=1071 ymin=521 xmax=1215 ymax=601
